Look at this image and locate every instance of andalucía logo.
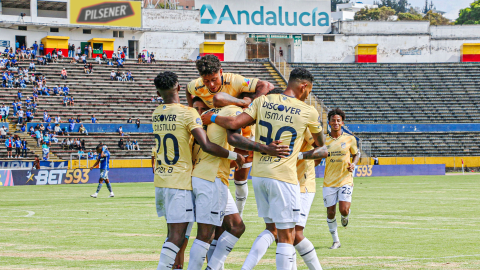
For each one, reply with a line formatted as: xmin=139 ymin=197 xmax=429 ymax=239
xmin=200 ymin=5 xmax=329 ymax=26
xmin=77 ymin=2 xmax=135 ymax=23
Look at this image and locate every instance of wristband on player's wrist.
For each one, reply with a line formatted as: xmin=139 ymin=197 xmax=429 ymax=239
xmin=210 ymin=114 xmax=218 ymax=123
xmin=227 ymin=151 xmax=238 ymax=160
xmin=298 ymin=152 xmax=304 ymax=160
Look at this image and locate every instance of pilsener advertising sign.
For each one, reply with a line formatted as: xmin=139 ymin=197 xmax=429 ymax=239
xmin=195 ymin=0 xmax=331 ymax=34
xmin=70 ymin=0 xmax=142 ymax=28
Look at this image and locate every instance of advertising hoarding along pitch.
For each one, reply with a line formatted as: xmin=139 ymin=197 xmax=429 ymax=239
xmin=195 ymin=0 xmax=331 ymax=34
xmin=70 ymin=0 xmax=142 ymax=28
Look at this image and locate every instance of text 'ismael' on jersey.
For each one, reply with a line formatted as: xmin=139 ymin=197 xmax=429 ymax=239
xmin=262 ymin=101 xmax=301 ymax=124
xmin=153 ymin=114 xmax=177 ymax=131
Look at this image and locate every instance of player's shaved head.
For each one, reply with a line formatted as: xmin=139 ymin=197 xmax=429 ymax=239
xmin=154 ymin=71 xmax=179 ymax=92
xmin=196 ymin=55 xmax=222 ymax=76
xmin=287 ymin=68 xmax=314 ymax=101
xmin=288 ymin=67 xmax=314 ymax=85
xmin=267 ymin=88 xmax=285 ymax=95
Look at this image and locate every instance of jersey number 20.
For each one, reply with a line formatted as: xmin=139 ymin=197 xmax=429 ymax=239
xmin=155 ymin=134 xmax=179 ymax=165
xmin=258 ymin=120 xmax=297 ymax=156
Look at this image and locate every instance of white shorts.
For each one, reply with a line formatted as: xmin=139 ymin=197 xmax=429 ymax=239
xmin=100 ymin=169 xmax=109 ymax=179
xmin=192 ymin=177 xmax=228 ymax=226
xmin=252 ymin=177 xmax=301 ymax=227
xmin=185 ymin=222 xmax=194 ymax=238
xmin=323 ymin=185 xmax=353 ymax=208
xmin=225 ymin=189 xmax=239 ymax=216
xmin=297 ymin=192 xmax=315 ymax=228
xmin=155 ymin=187 xmax=195 ymax=224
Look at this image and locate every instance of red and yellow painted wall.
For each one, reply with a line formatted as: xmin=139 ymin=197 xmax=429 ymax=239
xmin=200 ymin=42 xmax=225 ymax=61
xmin=355 ymin=44 xmax=377 ymax=63
xmin=89 ymin=38 xmax=115 ymax=58
xmin=461 ymin=43 xmax=480 ymax=62
xmin=41 ymin=36 xmax=69 ymax=56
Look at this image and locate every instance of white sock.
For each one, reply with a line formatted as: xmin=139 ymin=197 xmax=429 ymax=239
xmin=295 ymin=238 xmax=322 ymax=270
xmin=234 ymin=180 xmax=248 ymax=216
xmin=327 ymin=218 xmax=340 ymax=243
xmin=291 ymin=252 xmax=297 ymax=270
xmin=241 ymin=230 xmax=275 ymax=270
xmin=276 ymin=243 xmax=295 ymax=270
xmin=157 ymin=242 xmax=179 ymax=270
xmin=207 ymin=239 xmax=217 ymax=263
xmin=187 ymin=239 xmax=210 ymax=270
xmin=207 ymin=231 xmax=239 ymax=270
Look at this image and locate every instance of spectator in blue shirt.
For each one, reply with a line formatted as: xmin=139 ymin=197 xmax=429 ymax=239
xmin=35 ymin=129 xmax=41 ymax=146
xmin=127 ymin=70 xmax=134 ymax=81
xmin=12 ymin=101 xmax=17 ymax=116
xmin=43 ymin=133 xmax=50 ymax=146
xmin=62 ymin=85 xmax=69 ymax=96
xmin=46 ymin=123 xmax=53 ymax=132
xmin=43 ymin=110 xmax=48 ymax=122
xmin=32 ymin=102 xmax=37 ymax=114
xmin=91 ymin=115 xmax=97 ymax=123
xmin=75 ymin=116 xmax=81 ymax=123
xmin=68 ymin=117 xmax=75 ymax=131
xmin=33 ymin=41 xmax=38 ymax=53
xmin=63 ymin=96 xmax=69 ymax=106
xmin=69 ymin=96 xmax=75 ymax=106
xmin=21 ymin=139 xmax=28 ymax=158
xmin=39 ymin=42 xmax=44 ymax=55
xmin=26 ymin=110 xmax=33 ymax=122
xmin=46 ymin=116 xmax=51 ymax=123
xmin=15 ymin=137 xmax=22 ymax=158
xmin=53 ymin=86 xmax=59 ymax=95
xmin=15 ymin=41 xmax=19 ymax=49
xmin=17 ymin=90 xmax=23 ymax=100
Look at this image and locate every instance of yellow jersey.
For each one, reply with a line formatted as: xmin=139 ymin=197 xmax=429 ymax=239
xmin=187 ymin=73 xmax=259 ymax=108
xmin=297 ymin=130 xmax=316 ymax=193
xmin=152 ymin=103 xmax=203 ymax=190
xmin=324 ymin=133 xmax=359 ymax=188
xmin=244 ymin=94 xmax=322 ymax=185
xmin=192 ymin=105 xmax=243 ymax=185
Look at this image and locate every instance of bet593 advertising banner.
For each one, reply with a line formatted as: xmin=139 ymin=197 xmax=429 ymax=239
xmin=195 ymin=0 xmax=331 ymax=34
xmin=70 ymin=0 xmax=142 ymax=28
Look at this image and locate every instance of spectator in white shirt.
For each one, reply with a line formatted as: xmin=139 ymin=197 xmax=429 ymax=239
xmin=110 ymin=70 xmax=116 ymax=80
xmin=118 ymin=126 xmax=124 ymax=136
xmin=95 ymin=55 xmax=101 ymax=65
xmin=81 ymin=54 xmax=86 ymax=64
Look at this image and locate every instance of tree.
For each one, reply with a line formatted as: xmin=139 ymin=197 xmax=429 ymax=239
xmin=374 ymin=0 xmax=410 ymax=14
xmin=398 ymin=8 xmax=424 ymax=21
xmin=331 ymin=0 xmax=349 ymax=12
xmin=455 ymin=0 xmax=480 ymax=25
xmin=424 ymin=10 xmax=452 ymax=25
xmin=354 ymin=6 xmax=396 ymax=21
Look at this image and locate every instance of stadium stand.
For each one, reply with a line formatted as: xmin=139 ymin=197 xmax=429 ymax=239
xmin=291 ymin=63 xmax=480 ymax=123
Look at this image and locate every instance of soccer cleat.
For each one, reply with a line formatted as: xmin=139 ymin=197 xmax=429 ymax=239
xmin=109 ymin=192 xmax=115 ymax=197
xmin=341 ymin=216 xmax=349 ymax=228
xmin=329 ymin=242 xmax=341 ymax=249
xmin=90 ymin=193 xmax=97 ymax=198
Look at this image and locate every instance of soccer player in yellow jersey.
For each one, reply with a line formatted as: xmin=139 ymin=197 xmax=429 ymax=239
xmin=323 ymin=108 xmax=360 ymax=250
xmin=152 ymin=71 xmax=245 ymax=270
xmin=187 ymin=55 xmax=274 ymax=217
xmin=202 ymin=68 xmax=328 ymax=270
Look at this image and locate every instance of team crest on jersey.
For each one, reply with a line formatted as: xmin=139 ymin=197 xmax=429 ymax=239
xmin=236 ymin=111 xmax=241 ymax=115
xmin=242 ymin=78 xmax=251 ymax=87
xmin=196 ymin=118 xmax=202 ymax=125
xmin=341 ymin=142 xmax=346 ymax=149
xmin=283 ymin=96 xmax=287 ymax=101
xmin=163 ymin=105 xmax=166 ymax=110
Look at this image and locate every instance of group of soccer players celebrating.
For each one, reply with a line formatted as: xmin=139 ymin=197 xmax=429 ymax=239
xmin=152 ymin=55 xmax=359 ymax=270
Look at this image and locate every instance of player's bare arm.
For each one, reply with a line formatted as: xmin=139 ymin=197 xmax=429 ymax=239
xmin=254 ymin=80 xmax=274 ymax=98
xmin=348 ymin=152 xmax=361 ymax=172
xmin=151 ymin=156 xmax=155 ymax=174
xmin=226 ymin=129 xmax=291 ymax=158
xmin=89 ymin=154 xmax=102 ymax=170
xmin=213 ymin=92 xmax=252 ymax=108
xmin=191 ymin=127 xmax=245 ymax=169
xmin=186 ymin=92 xmax=194 ymax=107
xmin=300 ymin=132 xmax=328 ymax=160
xmin=201 ymin=112 xmax=254 ymax=130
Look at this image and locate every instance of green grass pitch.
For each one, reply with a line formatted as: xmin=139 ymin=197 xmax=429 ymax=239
xmin=1 ymin=175 xmax=480 ymax=269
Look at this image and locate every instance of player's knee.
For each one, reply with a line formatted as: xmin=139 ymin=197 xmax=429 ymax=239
xmin=327 ymin=209 xmax=336 ymax=219
xmin=339 ymin=207 xmax=349 ymax=216
xmin=99 ymin=179 xmax=104 ymax=184
xmin=230 ymin=220 xmax=246 ymax=238
xmin=265 ymin=224 xmax=277 ymax=239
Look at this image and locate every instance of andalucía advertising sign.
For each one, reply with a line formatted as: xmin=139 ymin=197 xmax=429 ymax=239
xmin=195 ymin=0 xmax=331 ymax=34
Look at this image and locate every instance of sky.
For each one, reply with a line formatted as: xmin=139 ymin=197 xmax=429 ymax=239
xmin=362 ymin=0 xmax=475 ymax=20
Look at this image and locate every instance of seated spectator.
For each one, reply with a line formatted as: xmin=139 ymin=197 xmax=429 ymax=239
xmin=127 ymin=117 xmax=132 ymax=123
xmin=67 ymin=138 xmax=73 ymax=149
xmin=127 ymin=70 xmax=134 ymax=81
xmin=39 ymin=124 xmax=45 ymax=135
xmin=71 ymin=54 xmax=79 ymax=64
xmin=0 ymin=125 xmax=6 ymax=139
xmin=61 ymin=68 xmax=67 ymax=79
xmin=54 ymin=124 xmax=62 ymax=135
xmin=63 ymin=127 xmax=69 ymax=136
xmin=88 ymin=63 xmax=93 ymax=73
xmin=29 ymin=126 xmax=35 ymax=135
xmin=132 ymin=139 xmax=140 ymax=150
xmin=157 ymin=96 xmax=164 ymax=104
xmin=43 ymin=133 xmax=51 ymax=146
xmin=116 ymin=70 xmax=122 ymax=81
xmin=126 ymin=138 xmax=132 ymax=150
xmin=75 ymin=116 xmax=81 ymax=123
xmin=62 ymin=85 xmax=69 ymax=96
xmin=53 ymin=86 xmax=59 ymax=95
xmin=118 ymin=126 xmax=124 ymax=136
xmin=63 ymin=96 xmax=69 ymax=106
xmin=81 ymin=54 xmax=86 ymax=64
xmin=29 ymin=61 xmax=36 ymax=71
xmin=79 ymin=124 xmax=88 ymax=136
xmin=110 ymin=70 xmax=116 ymax=80
xmin=42 ymin=141 xmax=49 ymax=160
xmin=136 ymin=118 xmax=141 ymax=129
xmin=117 ymin=58 xmax=124 ymax=68
xmin=87 ymin=150 xmax=94 ymax=159
xmin=75 ymin=138 xmax=81 ymax=150
xmin=81 ymin=139 xmax=85 ymax=151
xmin=150 ymin=53 xmax=156 ymax=63
xmin=61 ymin=139 xmax=68 ymax=150
xmin=57 ymin=49 xmax=63 ymax=58
xmin=68 ymin=117 xmax=75 ymax=131
xmin=95 ymin=55 xmax=101 ymax=65
xmin=69 ymin=96 xmax=75 ymax=106
xmin=91 ymin=115 xmax=97 ymax=123
xmin=26 ymin=110 xmax=33 ymax=122
xmin=46 ymin=123 xmax=53 ymax=132
xmin=77 ymin=149 xmax=84 ymax=158
xmin=118 ymin=138 xmax=125 ymax=150
xmin=121 ymin=72 xmax=127 ymax=81
xmin=84 ymin=64 xmax=90 ymax=74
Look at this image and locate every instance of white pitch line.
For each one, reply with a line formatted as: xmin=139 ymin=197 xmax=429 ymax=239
xmin=23 ymin=210 xmax=35 ymax=217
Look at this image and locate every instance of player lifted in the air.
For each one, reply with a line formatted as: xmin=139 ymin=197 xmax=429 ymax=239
xmin=202 ymin=68 xmax=328 ymax=270
xmin=90 ymin=144 xmax=114 ymax=198
xmin=187 ymin=55 xmax=274 ymax=216
xmin=323 ymin=108 xmax=360 ymax=249
xmin=152 ymin=71 xmax=245 ymax=270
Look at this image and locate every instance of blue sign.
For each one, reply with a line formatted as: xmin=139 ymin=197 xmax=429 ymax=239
xmin=0 ymin=40 xmax=10 ymax=47
xmin=0 ymin=161 xmax=68 ymax=170
xmin=315 ymin=164 xmax=445 ymax=178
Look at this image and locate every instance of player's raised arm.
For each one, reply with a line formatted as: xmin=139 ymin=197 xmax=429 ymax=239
xmin=212 ymin=92 xmax=252 ymax=108
xmin=191 ymin=127 xmax=245 ymax=170
xmin=226 ymin=129 xmax=291 ymax=158
xmin=201 ymin=111 xmax=254 ymax=130
xmin=253 ymin=79 xmax=274 ymax=98
xmin=299 ymin=132 xmax=328 ymax=160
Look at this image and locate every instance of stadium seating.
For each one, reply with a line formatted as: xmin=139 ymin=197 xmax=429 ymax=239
xmin=358 ymin=132 xmax=480 ymax=157
xmin=290 ymin=63 xmax=480 ymax=123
